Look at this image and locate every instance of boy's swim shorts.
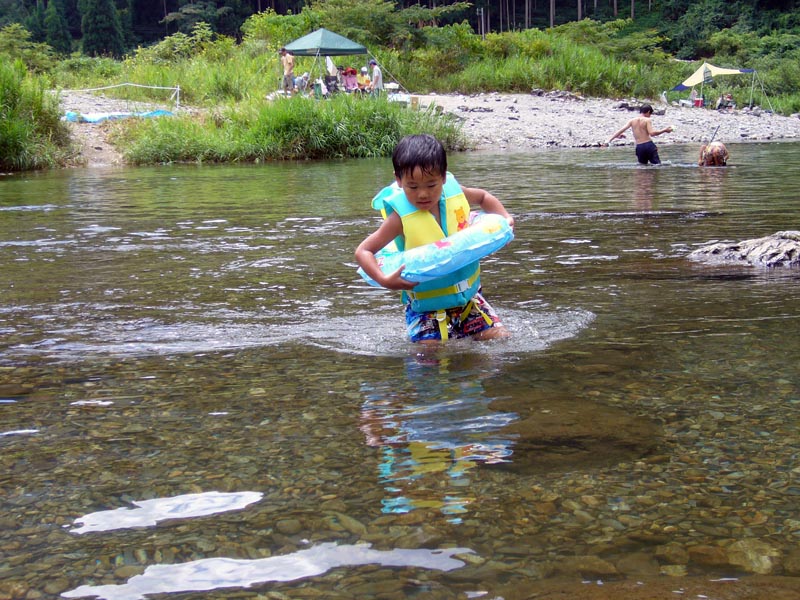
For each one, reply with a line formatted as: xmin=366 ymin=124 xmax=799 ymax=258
xmin=405 ymin=291 xmax=503 ymax=342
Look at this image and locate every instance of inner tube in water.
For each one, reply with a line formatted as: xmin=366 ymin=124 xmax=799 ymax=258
xmin=358 ymin=212 xmax=513 ymax=287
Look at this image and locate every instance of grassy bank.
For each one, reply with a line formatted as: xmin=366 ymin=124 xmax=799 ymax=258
xmin=0 ymin=59 xmax=72 ymax=171
xmin=110 ymin=94 xmax=465 ymax=165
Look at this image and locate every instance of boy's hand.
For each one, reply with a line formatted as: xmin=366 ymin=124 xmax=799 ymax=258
xmin=382 ymin=265 xmax=418 ymax=290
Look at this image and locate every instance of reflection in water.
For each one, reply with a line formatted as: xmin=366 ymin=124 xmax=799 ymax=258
xmin=70 ymin=491 xmax=263 ymax=534
xmin=633 ymin=168 xmax=656 ymax=210
xmin=62 ymin=543 xmax=472 ymax=600
xmin=360 ymin=355 xmax=517 ymax=522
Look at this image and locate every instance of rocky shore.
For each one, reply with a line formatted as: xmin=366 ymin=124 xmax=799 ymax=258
xmin=417 ymin=90 xmax=800 ymax=151
xmin=59 ymin=89 xmax=800 ymax=166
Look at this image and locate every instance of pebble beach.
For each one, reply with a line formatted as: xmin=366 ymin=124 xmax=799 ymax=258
xmin=416 ymin=91 xmax=800 ymax=151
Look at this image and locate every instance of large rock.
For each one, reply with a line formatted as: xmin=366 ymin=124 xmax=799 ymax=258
xmin=688 ymin=230 xmax=800 ymax=268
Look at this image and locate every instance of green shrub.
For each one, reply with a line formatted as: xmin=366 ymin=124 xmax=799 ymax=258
xmin=113 ymin=94 xmax=467 ymax=164
xmin=0 ymin=24 xmax=56 ymax=73
xmin=0 ymin=60 xmax=72 ymax=171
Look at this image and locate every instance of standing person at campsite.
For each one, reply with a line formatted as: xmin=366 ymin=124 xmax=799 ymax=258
xmin=355 ymin=134 xmax=514 ymax=343
xmin=607 ymin=104 xmax=673 ymax=165
xmin=279 ymin=48 xmax=294 ymax=94
xmin=357 ymin=66 xmax=371 ymax=92
xmin=368 ymin=59 xmax=383 ymax=96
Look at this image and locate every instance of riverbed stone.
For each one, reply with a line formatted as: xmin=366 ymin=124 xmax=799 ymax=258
xmin=688 ymin=230 xmax=800 ymax=268
xmin=552 ymin=555 xmax=620 ymax=578
xmin=688 ymin=544 xmax=730 ymax=568
xmin=488 ymin=393 xmax=661 ymax=473
xmin=783 ymin=549 xmax=800 ymax=575
xmin=726 ymin=538 xmax=781 ymax=574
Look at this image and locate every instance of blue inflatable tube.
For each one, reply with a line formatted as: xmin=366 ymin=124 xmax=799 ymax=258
xmin=358 ymin=212 xmax=513 ymax=287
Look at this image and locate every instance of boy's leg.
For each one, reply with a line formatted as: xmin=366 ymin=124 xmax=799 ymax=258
xmin=406 ymin=305 xmax=446 ymax=343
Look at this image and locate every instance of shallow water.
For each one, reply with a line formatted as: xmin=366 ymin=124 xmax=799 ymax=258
xmin=1 ymin=142 xmax=799 ymax=599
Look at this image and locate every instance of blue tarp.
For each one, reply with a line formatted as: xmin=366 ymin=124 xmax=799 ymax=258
xmin=62 ymin=109 xmax=173 ymax=123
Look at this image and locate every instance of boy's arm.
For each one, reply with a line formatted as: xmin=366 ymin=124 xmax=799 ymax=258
xmin=355 ymin=212 xmax=417 ymax=291
xmin=607 ymin=120 xmax=631 ymax=142
xmin=647 ymin=119 xmax=673 ymax=137
xmin=462 ymin=186 xmax=515 ymax=230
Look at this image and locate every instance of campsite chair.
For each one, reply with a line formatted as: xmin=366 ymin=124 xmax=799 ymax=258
xmin=324 ymin=75 xmax=339 ymax=94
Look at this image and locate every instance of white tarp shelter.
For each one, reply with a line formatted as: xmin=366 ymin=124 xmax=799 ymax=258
xmin=672 ymin=62 xmax=772 ymax=110
xmin=672 ymin=62 xmax=754 ymax=91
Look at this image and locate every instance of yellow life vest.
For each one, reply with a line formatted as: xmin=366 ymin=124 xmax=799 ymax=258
xmin=371 ymin=173 xmax=481 ymax=314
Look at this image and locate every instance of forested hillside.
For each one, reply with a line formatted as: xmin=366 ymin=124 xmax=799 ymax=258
xmin=1 ymin=0 xmax=799 ymax=59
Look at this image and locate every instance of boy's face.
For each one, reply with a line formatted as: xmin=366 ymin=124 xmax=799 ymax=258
xmin=396 ymin=167 xmax=445 ymax=212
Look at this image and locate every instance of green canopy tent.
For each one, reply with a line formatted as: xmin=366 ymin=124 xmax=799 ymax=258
xmin=284 ymin=28 xmax=367 ymax=57
xmin=282 ymin=28 xmax=369 ymax=94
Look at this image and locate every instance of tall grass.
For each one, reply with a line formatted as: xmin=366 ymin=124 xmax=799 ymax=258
xmin=395 ymin=28 xmax=676 ymax=99
xmin=111 ymin=94 xmax=467 ymax=165
xmin=1 ymin=59 xmax=72 ymax=171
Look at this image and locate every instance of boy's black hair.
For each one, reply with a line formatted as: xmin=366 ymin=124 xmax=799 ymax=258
xmin=392 ymin=134 xmax=447 ymax=179
xmin=639 ymin=104 xmax=653 ymax=114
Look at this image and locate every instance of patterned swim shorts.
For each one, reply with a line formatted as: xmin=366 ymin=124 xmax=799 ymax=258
xmin=405 ymin=291 xmax=503 ymax=342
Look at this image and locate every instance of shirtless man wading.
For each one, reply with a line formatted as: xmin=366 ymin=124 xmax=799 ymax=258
xmin=607 ymin=104 xmax=673 ymax=165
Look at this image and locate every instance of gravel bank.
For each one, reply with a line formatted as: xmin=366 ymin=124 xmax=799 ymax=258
xmin=417 ymin=91 xmax=800 ymax=151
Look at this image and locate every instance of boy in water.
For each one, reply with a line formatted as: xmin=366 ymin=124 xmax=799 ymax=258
xmin=355 ymin=134 xmax=514 ymax=343
xmin=607 ymin=104 xmax=673 ymax=165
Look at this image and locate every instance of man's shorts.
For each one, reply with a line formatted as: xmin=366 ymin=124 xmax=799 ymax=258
xmin=405 ymin=291 xmax=503 ymax=343
xmin=635 ymin=140 xmax=661 ymax=165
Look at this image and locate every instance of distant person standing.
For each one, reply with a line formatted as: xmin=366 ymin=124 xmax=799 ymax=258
xmin=357 ymin=66 xmax=371 ymax=92
xmin=279 ymin=47 xmax=294 ymax=94
xmin=368 ymin=59 xmax=383 ymax=96
xmin=607 ymin=104 xmax=673 ymax=165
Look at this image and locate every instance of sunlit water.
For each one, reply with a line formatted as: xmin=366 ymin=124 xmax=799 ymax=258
xmin=1 ymin=142 xmax=799 ymax=599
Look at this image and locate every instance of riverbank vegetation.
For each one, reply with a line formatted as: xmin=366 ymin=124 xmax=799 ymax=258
xmin=2 ymin=0 xmax=800 ymax=170
xmin=112 ymin=93 xmax=465 ymax=164
xmin=0 ymin=58 xmax=72 ymax=171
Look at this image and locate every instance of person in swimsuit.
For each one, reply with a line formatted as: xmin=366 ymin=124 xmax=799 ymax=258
xmin=607 ymin=104 xmax=673 ymax=165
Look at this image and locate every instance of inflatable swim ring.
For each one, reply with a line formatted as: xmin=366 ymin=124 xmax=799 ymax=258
xmin=358 ymin=212 xmax=513 ymax=287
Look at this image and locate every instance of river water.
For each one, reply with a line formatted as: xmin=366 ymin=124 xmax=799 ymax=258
xmin=1 ymin=143 xmax=799 ymax=599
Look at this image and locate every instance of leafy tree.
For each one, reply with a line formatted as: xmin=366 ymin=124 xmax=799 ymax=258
xmin=45 ymin=0 xmax=73 ymax=54
xmin=24 ymin=2 xmax=46 ymax=42
xmin=117 ymin=0 xmax=135 ymax=48
xmin=79 ymin=0 xmax=124 ymax=57
xmin=0 ymin=23 xmax=56 ymax=71
xmin=161 ymin=0 xmax=251 ymax=36
xmin=0 ymin=0 xmax=33 ymax=28
xmin=241 ymin=8 xmax=319 ymax=49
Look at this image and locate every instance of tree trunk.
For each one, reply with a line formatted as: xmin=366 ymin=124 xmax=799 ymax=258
xmin=578 ymin=0 xmax=582 ymax=20
xmin=549 ymin=0 xmax=554 ymax=27
xmin=631 ymin=0 xmax=634 ymax=18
